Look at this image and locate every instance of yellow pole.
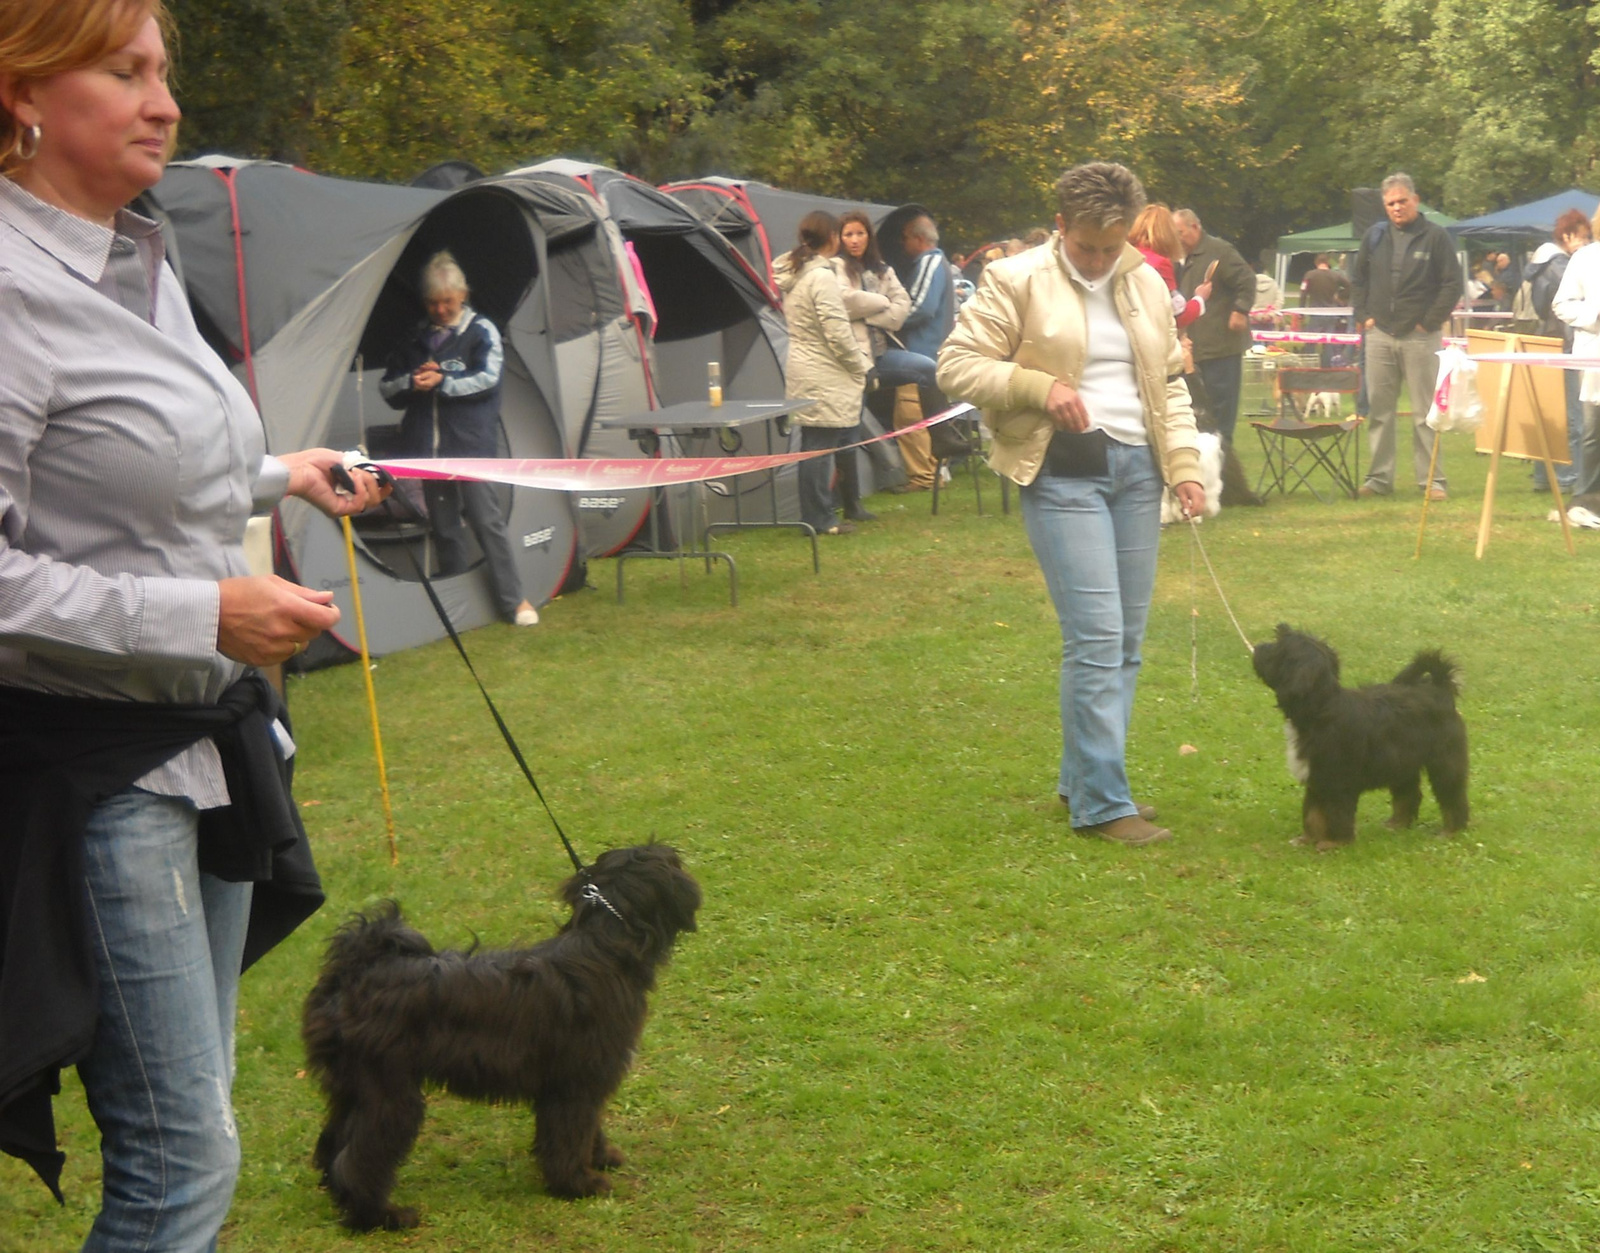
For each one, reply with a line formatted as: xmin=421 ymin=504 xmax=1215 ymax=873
xmin=1414 ymin=428 xmax=1442 ymax=560
xmin=341 ymin=516 xmax=398 ymax=865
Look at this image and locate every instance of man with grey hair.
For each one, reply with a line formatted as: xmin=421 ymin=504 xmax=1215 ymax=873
xmin=1350 ymin=172 xmax=1462 ymax=499
xmin=899 ymin=213 xmax=955 ymax=360
xmin=890 ymin=212 xmax=956 ymax=489
xmin=1174 ymin=208 xmax=1255 ymax=444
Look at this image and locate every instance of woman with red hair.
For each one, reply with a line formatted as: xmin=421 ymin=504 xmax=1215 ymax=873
xmin=0 ymin=2 xmax=387 ymax=1245
xmin=1128 ymin=203 xmax=1210 ymax=329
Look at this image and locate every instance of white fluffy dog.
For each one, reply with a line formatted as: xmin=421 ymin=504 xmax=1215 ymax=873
xmin=1161 ymin=431 xmax=1224 ymax=524
xmin=1303 ymin=391 xmax=1343 ymax=419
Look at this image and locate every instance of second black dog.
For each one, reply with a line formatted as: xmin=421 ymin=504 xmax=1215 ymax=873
xmin=302 ymin=843 xmax=701 ymax=1230
xmin=1252 ymin=624 xmax=1469 ymax=849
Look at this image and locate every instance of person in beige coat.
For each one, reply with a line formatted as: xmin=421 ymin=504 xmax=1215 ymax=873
xmin=938 ymin=162 xmax=1205 ymax=846
xmin=774 ymin=210 xmax=873 ymax=535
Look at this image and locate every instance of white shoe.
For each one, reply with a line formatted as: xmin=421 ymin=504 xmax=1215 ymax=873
xmin=514 ymin=605 xmax=540 ymax=626
xmin=1568 ymin=505 xmax=1600 ymax=530
xmin=939 ymin=464 xmax=952 ymax=484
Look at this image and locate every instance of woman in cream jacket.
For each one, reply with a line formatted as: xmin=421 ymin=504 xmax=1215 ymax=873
xmin=938 ymin=162 xmax=1205 ymax=846
xmin=774 ymin=210 xmax=873 ymax=535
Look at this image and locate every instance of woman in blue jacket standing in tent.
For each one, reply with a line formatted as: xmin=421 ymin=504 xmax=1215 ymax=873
xmin=380 ymin=251 xmax=538 ymax=626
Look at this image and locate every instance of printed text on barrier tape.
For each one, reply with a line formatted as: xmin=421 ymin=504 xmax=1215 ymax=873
xmin=375 ymin=405 xmax=976 ymax=492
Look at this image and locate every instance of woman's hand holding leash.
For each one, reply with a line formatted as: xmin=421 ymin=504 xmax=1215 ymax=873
xmin=1174 ymin=480 xmax=1207 ymax=518
xmin=219 ymin=451 xmax=394 ymax=664
xmin=280 ymin=448 xmax=392 ymax=518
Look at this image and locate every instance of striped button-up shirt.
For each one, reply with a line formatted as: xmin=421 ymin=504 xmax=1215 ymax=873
xmin=0 ymin=176 xmax=290 ymax=806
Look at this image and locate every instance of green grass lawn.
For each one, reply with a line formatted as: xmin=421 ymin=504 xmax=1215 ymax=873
xmin=7 ymin=420 xmax=1600 ymax=1252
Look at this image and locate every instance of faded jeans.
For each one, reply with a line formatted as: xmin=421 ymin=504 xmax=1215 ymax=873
xmin=874 ymin=348 xmax=939 ymax=391
xmin=78 ymin=787 xmax=252 ymax=1253
xmin=1021 ymin=440 xmax=1163 ymax=826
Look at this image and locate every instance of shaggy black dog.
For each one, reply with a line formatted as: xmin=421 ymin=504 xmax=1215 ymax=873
xmin=1252 ymin=624 xmax=1469 ymax=850
xmin=302 ymin=844 xmax=700 ymax=1231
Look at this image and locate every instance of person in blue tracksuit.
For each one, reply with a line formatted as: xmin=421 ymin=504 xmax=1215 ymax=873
xmin=380 ymin=251 xmax=538 ymax=626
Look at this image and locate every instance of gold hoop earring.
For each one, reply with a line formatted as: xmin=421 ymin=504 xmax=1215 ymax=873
xmin=14 ymin=124 xmax=41 ymax=162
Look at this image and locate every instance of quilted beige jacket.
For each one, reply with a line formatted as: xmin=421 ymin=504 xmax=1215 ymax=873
xmin=937 ymin=236 xmax=1202 ymax=488
xmin=774 ymin=250 xmax=872 ymax=428
xmin=832 ymin=257 xmax=911 ymax=360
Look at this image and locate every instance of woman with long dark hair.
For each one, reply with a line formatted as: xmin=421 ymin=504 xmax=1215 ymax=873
xmin=773 ymin=210 xmax=872 ymax=535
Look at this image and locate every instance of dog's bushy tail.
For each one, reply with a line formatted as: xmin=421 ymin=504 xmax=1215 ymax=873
xmin=320 ymin=901 xmax=433 ymax=972
xmin=303 ymin=903 xmax=432 ymax=1073
xmin=1393 ymin=649 xmax=1459 ymax=699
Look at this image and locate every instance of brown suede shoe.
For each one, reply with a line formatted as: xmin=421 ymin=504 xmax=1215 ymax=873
xmin=1076 ymin=815 xmax=1172 ymax=846
xmin=1059 ymin=796 xmax=1157 ymax=823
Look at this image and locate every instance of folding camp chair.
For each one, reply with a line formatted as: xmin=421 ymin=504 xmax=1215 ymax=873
xmin=929 ymin=409 xmax=988 ymax=516
xmin=1251 ymin=366 xmax=1364 ymax=501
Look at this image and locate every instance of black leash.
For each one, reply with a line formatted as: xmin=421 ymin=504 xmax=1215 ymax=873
xmin=346 ymin=463 xmax=592 ymax=883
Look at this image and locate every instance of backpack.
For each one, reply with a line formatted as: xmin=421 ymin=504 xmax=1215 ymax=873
xmin=1527 ymin=253 xmax=1569 ymax=323
xmin=1511 ymin=275 xmax=1538 ymax=324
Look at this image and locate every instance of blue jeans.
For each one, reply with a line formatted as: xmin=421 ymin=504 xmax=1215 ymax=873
xmin=798 ymin=425 xmax=852 ymax=531
xmin=78 ymin=787 xmax=252 ymax=1253
xmin=874 ymin=348 xmax=939 ymax=391
xmin=1532 ymin=367 xmax=1583 ymax=492
xmin=1021 ymin=441 xmax=1163 ymax=826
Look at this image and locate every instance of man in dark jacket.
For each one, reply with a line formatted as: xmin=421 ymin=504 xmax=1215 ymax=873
xmin=1351 ymin=173 xmax=1463 ymax=499
xmin=1175 ymin=210 xmax=1256 ymax=444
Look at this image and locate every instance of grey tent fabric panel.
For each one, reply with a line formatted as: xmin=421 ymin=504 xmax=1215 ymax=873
xmin=253 ymin=232 xmax=420 ymax=468
xmin=560 ymin=328 xmax=655 ymax=558
xmin=664 ymin=185 xmax=762 ymax=266
xmin=151 ymin=160 xmax=443 ymax=356
xmin=663 ymin=177 xmax=895 ymax=285
xmin=725 ymin=180 xmax=895 ymax=248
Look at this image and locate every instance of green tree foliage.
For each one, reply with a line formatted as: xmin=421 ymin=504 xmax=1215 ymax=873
xmin=165 ymin=0 xmax=1600 ymax=255
xmin=169 ymin=0 xmax=348 ymax=162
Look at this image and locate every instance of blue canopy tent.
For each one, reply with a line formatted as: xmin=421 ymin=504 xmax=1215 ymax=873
xmin=1446 ymin=190 xmax=1599 ymax=248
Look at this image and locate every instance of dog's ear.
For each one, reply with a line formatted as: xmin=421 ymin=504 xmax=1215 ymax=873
xmin=1273 ymin=634 xmax=1340 ymax=706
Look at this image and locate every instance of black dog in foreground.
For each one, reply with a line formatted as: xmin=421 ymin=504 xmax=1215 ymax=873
xmin=302 ymin=844 xmax=701 ymax=1230
xmin=1252 ymin=624 xmax=1469 ymax=850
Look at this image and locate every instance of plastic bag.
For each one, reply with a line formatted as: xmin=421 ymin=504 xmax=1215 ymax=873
xmin=1427 ymin=345 xmax=1483 ymax=432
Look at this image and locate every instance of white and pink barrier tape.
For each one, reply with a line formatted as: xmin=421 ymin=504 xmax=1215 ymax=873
xmin=374 ymin=404 xmax=975 ymax=492
xmin=1254 ymin=329 xmax=1471 ymax=349
xmin=1253 ymin=329 xmax=1362 ymax=346
xmin=1465 ymin=353 xmax=1600 ymax=371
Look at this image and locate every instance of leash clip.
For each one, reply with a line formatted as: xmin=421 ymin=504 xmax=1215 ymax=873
xmin=580 ymin=881 xmax=625 ymax=923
